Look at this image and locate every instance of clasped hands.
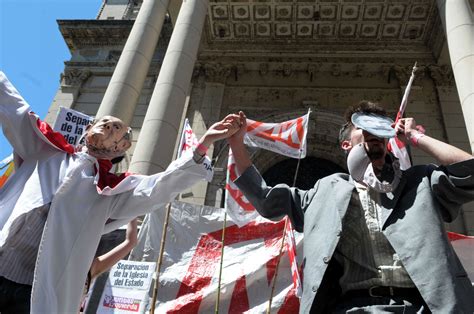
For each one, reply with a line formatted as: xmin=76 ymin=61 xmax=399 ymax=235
xmin=199 ymin=111 xmax=247 ymax=148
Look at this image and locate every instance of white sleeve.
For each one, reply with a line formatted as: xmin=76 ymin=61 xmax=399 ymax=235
xmin=109 ymin=152 xmax=213 ymax=220
xmin=0 ymin=71 xmax=47 ymax=159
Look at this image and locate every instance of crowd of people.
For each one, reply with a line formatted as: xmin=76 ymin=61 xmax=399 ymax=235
xmin=0 ymin=70 xmax=473 ymax=313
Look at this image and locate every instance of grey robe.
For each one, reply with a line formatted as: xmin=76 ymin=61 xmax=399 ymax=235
xmin=235 ymin=159 xmax=474 ymax=313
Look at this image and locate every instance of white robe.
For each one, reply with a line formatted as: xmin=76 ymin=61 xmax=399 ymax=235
xmin=0 ymin=71 xmax=212 ymax=313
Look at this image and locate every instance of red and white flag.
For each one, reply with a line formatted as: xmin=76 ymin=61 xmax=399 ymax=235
xmin=285 ymin=219 xmax=302 ymax=298
xmin=389 ymin=63 xmax=417 ymax=170
xmin=177 ymin=118 xmax=198 ymax=158
xmin=225 ymin=149 xmax=260 ymax=226
xmin=244 ymin=113 xmax=309 ymax=159
xmin=225 ymin=112 xmax=309 ymax=299
xmin=177 ymin=118 xmax=212 ymax=181
xmin=225 ymin=113 xmax=310 ymax=226
xmin=130 ymin=201 xmax=303 ymax=313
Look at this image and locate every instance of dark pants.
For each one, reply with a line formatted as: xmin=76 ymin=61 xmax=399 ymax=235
xmin=0 ymin=276 xmax=31 ymax=314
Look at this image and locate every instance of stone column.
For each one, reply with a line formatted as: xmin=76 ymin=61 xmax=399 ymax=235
xmin=436 ymin=0 xmax=474 ymax=153
xmin=130 ymin=0 xmax=209 ymax=174
xmin=95 ymin=0 xmax=170 ymax=125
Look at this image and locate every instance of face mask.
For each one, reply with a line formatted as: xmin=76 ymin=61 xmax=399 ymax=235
xmin=347 ymin=143 xmax=401 ymax=193
xmin=75 ymin=132 xmax=129 ymax=160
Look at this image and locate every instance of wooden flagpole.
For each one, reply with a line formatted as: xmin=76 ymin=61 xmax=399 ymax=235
xmin=215 ymin=183 xmax=228 ymax=312
xmin=266 ymin=108 xmax=310 ymax=314
xmin=215 ymin=210 xmax=227 ymax=313
xmin=150 ymin=119 xmax=190 ymax=313
xmin=266 ymin=158 xmax=301 ymax=314
xmin=150 ymin=202 xmax=172 ymax=314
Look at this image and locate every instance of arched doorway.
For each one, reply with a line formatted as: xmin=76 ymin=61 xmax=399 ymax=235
xmin=262 ymin=156 xmax=346 ymax=190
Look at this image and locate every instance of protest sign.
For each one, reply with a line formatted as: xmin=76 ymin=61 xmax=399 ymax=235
xmin=97 ymin=260 xmax=156 ymax=313
xmin=53 ymin=107 xmax=93 ymax=145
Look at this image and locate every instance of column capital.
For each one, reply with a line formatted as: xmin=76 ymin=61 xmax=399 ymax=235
xmin=60 ymin=68 xmax=91 ymax=88
xmin=203 ymin=63 xmax=233 ymax=83
xmin=427 ymin=64 xmax=455 ymax=87
xmin=392 ymin=64 xmax=425 ymax=86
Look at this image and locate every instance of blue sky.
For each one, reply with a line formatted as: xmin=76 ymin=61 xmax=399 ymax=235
xmin=0 ymin=0 xmax=101 ymax=161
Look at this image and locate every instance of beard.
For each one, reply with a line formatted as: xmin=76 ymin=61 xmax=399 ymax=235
xmin=366 ymin=144 xmax=386 ymax=161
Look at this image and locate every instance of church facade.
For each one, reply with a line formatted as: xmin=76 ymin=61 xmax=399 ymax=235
xmin=45 ymin=0 xmax=474 ymax=234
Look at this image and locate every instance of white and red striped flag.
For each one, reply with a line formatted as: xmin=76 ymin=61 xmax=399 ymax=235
xmin=388 ymin=63 xmax=417 ymax=170
xmin=244 ymin=114 xmax=309 ymax=159
xmin=225 ymin=112 xmax=309 ymax=299
xmin=130 ymin=201 xmax=303 ymax=313
xmin=285 ymin=219 xmax=303 ymax=297
xmin=177 ymin=118 xmax=212 ymax=181
xmin=225 ymin=113 xmax=310 ymax=226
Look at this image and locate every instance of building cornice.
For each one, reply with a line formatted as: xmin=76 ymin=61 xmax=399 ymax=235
xmin=58 ymin=20 xmax=135 ymax=51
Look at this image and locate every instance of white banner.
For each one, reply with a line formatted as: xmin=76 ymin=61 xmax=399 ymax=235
xmin=97 ymin=261 xmax=156 ymax=313
xmin=53 ymin=106 xmax=93 ymax=145
xmin=130 ymin=201 xmax=303 ymax=313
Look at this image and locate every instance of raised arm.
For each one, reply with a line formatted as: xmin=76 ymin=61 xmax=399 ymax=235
xmin=227 ymin=111 xmax=252 ymax=174
xmin=0 ymin=71 xmax=49 ymax=159
xmin=395 ymin=117 xmax=473 ymax=165
xmin=89 ymin=219 xmax=138 ymax=279
xmin=395 ymin=118 xmax=474 ymax=221
xmin=110 ymin=114 xmax=242 ymax=220
xmin=227 ymin=111 xmax=310 ymax=230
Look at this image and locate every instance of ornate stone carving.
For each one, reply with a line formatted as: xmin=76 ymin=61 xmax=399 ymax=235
xmin=281 ymin=64 xmax=293 ymax=77
xmin=206 ymin=1 xmax=439 ymax=56
xmin=353 ymin=64 xmax=366 ymax=78
xmin=259 ymin=63 xmax=269 ymax=76
xmin=427 ymin=65 xmax=455 ymax=87
xmin=192 ymin=62 xmax=203 ymax=80
xmin=392 ymin=64 xmax=425 ymax=85
xmin=380 ymin=65 xmax=392 ymax=81
xmin=203 ymin=63 xmax=232 ymax=83
xmin=307 ymin=63 xmax=321 ymax=82
xmin=61 ymin=69 xmax=91 ymax=87
xmin=230 ymin=63 xmax=245 ymax=81
xmin=392 ymin=65 xmax=410 ymax=83
xmin=331 ymin=64 xmax=341 ymax=77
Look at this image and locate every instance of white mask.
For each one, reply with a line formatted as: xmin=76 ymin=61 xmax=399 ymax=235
xmin=347 ymin=143 xmax=401 ymax=193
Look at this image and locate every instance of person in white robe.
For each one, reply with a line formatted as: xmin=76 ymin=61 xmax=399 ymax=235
xmin=0 ymin=71 xmax=241 ymax=313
